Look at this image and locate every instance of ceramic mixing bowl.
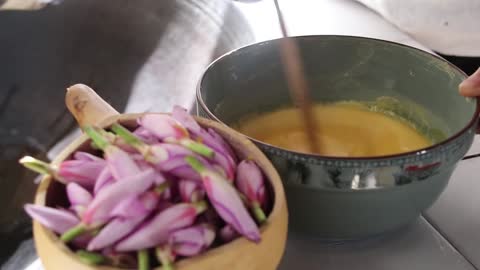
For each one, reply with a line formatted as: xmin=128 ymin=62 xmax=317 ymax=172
xmin=196 ymin=35 xmax=480 ymax=239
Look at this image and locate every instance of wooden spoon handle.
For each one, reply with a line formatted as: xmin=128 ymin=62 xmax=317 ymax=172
xmin=65 ymin=84 xmax=119 ymax=128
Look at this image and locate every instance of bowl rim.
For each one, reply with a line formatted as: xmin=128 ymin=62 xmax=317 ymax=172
xmin=196 ymin=34 xmax=480 ymax=161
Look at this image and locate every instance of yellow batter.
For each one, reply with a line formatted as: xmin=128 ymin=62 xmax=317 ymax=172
xmin=235 ymin=102 xmax=432 ymax=157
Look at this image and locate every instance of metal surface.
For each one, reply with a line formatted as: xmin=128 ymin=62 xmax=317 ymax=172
xmin=196 ymin=35 xmax=477 ymax=238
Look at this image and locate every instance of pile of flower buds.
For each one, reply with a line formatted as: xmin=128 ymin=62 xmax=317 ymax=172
xmin=20 ymin=106 xmax=270 ymax=270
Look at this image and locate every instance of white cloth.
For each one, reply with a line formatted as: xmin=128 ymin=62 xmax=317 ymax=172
xmin=356 ymin=0 xmax=480 ymax=57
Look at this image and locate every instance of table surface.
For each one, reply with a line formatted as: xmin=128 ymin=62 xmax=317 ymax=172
xmin=5 ymin=0 xmax=480 ymax=269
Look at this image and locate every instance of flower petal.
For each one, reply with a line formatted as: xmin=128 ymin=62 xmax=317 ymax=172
xmin=138 ymin=114 xmax=188 ymax=140
xmin=73 ymin=151 xmax=104 ymax=162
xmin=104 ymin=146 xmax=141 ymax=181
xmin=24 ymin=204 xmax=79 ymax=234
xmin=110 ymin=192 xmax=159 ymax=219
xmin=187 ymin=157 xmax=260 ymax=242
xmin=115 ymin=202 xmax=206 ymax=252
xmin=67 ymin=182 xmax=93 ymax=207
xmin=83 ymin=169 xmax=155 ymax=226
xmin=94 ymin=167 xmax=115 ymax=195
xmin=169 ymin=224 xmax=215 ymax=256
xmin=58 ymin=159 xmax=106 ymax=188
xmin=87 ymin=214 xmax=147 ymax=251
xmin=236 ymin=160 xmax=267 ymax=206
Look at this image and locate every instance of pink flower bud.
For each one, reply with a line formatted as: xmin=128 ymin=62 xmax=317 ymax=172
xmin=133 ymin=127 xmax=159 ymax=145
xmin=66 ymin=182 xmax=93 ymax=216
xmin=138 ymin=114 xmax=189 ymax=140
xmin=206 ymin=128 xmax=237 ymax=161
xmin=110 ymin=192 xmax=159 ymax=219
xmin=82 ymin=169 xmax=155 ymax=226
xmin=169 ymin=224 xmax=215 ymax=256
xmin=87 ymin=192 xmax=159 ymax=251
xmin=186 ymin=157 xmax=261 ymax=243
xmin=93 ymin=167 xmax=115 ymax=195
xmin=24 ymin=204 xmax=79 ymax=234
xmin=104 ymin=146 xmax=141 ymax=181
xmin=155 ymin=144 xmax=211 ymax=182
xmin=58 ymin=157 xmax=106 ymax=189
xmin=115 ymin=202 xmax=207 ymax=252
xmin=172 ymin=106 xmax=237 ymax=160
xmin=236 ymin=160 xmax=267 ymax=207
xmin=73 ymin=151 xmax=104 ymax=162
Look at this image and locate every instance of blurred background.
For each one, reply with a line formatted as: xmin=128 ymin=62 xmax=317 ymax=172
xmin=0 ymin=0 xmax=478 ymax=269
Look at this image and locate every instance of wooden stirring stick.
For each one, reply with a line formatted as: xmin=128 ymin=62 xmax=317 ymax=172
xmin=273 ymin=0 xmax=320 ymax=153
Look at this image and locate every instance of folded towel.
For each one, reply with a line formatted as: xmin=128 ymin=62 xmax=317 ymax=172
xmin=356 ymin=0 xmax=480 ymax=57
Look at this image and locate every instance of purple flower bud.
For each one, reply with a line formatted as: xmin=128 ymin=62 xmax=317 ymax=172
xmin=171 ymin=106 xmax=237 ymax=180
xmin=58 ymin=158 xmax=106 ymax=189
xmin=110 ymin=192 xmax=159 ymax=219
xmin=206 ymin=128 xmax=237 ymax=161
xmin=88 ymin=215 xmax=146 ymax=251
xmin=139 ymin=113 xmax=214 ymax=158
xmin=67 ymin=183 xmax=93 ymax=216
xmin=211 ymin=150 xmax=236 ymax=181
xmin=169 ymin=224 xmax=215 ymax=256
xmin=154 ymin=144 xmax=211 ymax=182
xmin=186 ymin=157 xmax=260 ymax=243
xmin=179 ymin=180 xmax=204 ymax=203
xmin=219 ymin=224 xmax=238 ymax=243
xmin=94 ymin=167 xmax=115 ymax=195
xmin=25 ymin=204 xmax=92 ymax=248
xmin=83 ymin=169 xmax=155 ymax=226
xmin=172 ymin=106 xmax=236 ymax=160
xmin=138 ymin=114 xmax=189 ymax=140
xmin=67 ymin=183 xmax=93 ymax=206
xmin=133 ymin=158 xmax=167 ymax=186
xmin=133 ymin=127 xmax=159 ymax=145
xmin=73 ymin=151 xmax=104 ymax=162
xmin=115 ymin=202 xmax=207 ymax=252
xmin=24 ymin=204 xmax=79 ymax=234
xmin=236 ymin=160 xmax=267 ymax=207
xmin=104 ymin=146 xmax=141 ymax=181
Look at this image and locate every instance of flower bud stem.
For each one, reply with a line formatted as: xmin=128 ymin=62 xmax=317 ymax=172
xmin=138 ymin=249 xmax=150 ymax=270
xmin=76 ymin=250 xmax=106 ymax=265
xmin=19 ymin=156 xmax=56 ymax=176
xmin=60 ymin=223 xmax=87 ymax=243
xmin=84 ymin=126 xmax=110 ymax=150
xmin=252 ymin=202 xmax=267 ymax=224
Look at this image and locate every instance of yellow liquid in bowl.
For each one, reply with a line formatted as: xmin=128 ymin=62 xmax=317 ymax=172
xmin=235 ymin=102 xmax=432 ymax=157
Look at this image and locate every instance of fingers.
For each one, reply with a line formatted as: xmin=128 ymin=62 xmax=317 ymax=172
xmin=459 ymin=67 xmax=480 ymax=97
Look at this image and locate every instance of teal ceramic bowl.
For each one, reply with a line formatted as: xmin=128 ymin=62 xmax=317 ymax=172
xmin=196 ymin=35 xmax=480 ymax=239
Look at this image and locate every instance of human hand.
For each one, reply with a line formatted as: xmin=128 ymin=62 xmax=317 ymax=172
xmin=459 ymin=68 xmax=480 ymax=97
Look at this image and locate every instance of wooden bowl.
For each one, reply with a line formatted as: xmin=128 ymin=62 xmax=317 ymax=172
xmin=32 ymin=84 xmax=288 ymax=270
